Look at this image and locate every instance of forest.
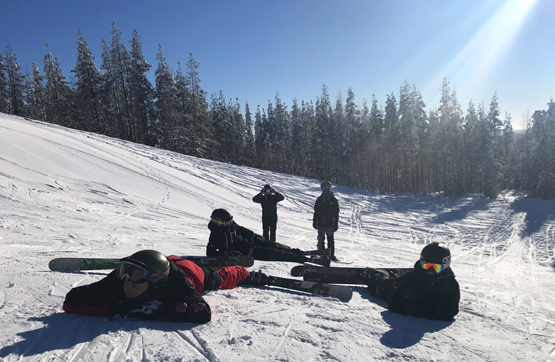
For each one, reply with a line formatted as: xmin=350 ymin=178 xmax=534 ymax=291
xmin=1 ymin=24 xmax=554 ymax=199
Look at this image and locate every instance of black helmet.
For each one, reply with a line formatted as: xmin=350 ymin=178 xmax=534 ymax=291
xmin=210 ymin=208 xmax=234 ymax=226
xmin=420 ymin=242 xmax=451 ymax=265
xmin=321 ymin=181 xmax=332 ymax=189
xmin=117 ymin=250 xmax=170 ymax=285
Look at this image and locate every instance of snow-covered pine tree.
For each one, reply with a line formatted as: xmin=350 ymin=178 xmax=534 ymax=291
xmin=273 ymin=92 xmax=291 ymax=173
xmin=186 ymin=53 xmax=213 ymax=159
xmin=4 ymin=45 xmax=25 ymax=116
xmin=243 ymin=102 xmax=255 ymax=166
xmin=72 ymin=30 xmax=105 ymax=133
xmin=128 ymin=29 xmax=155 ymax=145
xmin=0 ymin=53 xmax=9 ymax=113
xmin=154 ymin=45 xmax=181 ymax=150
xmin=28 ymin=63 xmax=46 ymax=122
xmin=43 ymin=45 xmax=73 ymax=127
xmin=100 ymin=23 xmax=133 ymax=140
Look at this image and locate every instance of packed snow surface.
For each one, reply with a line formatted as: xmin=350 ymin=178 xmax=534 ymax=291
xmin=0 ymin=114 xmax=554 ymax=361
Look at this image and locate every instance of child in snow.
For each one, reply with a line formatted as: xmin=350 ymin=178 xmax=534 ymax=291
xmin=367 ymin=242 xmax=460 ymax=321
xmin=252 ymin=184 xmax=285 ymax=242
xmin=207 ymin=208 xmax=330 ymax=266
xmin=63 ymin=250 xmax=254 ymax=323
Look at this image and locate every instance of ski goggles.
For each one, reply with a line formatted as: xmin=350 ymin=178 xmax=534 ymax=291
xmin=116 ymin=261 xmax=167 ymax=284
xmin=211 ymin=218 xmax=233 ymax=226
xmin=421 ymin=261 xmax=447 ymax=274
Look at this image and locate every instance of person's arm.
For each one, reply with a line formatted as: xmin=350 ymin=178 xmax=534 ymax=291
xmin=252 ymin=193 xmax=264 ymax=203
xmin=274 ymin=192 xmax=285 ymax=202
xmin=63 ymin=271 xmax=122 ymax=316
xmin=313 ymin=198 xmax=321 ymax=228
xmin=430 ymin=278 xmax=460 ymax=321
xmin=207 ymin=231 xmax=227 ymax=256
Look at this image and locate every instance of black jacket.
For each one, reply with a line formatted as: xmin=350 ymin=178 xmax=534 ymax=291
xmin=252 ymin=191 xmax=284 ymax=220
xmin=206 ymin=221 xmax=306 ymax=262
xmin=370 ymin=261 xmax=460 ymax=321
xmin=63 ymin=260 xmax=211 ymax=324
xmin=313 ymin=192 xmax=340 ymax=227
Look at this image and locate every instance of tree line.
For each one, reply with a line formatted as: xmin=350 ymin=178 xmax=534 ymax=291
xmin=1 ymin=23 xmax=554 ymax=199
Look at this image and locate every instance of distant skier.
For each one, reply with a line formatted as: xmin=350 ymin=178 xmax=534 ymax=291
xmin=367 ymin=242 xmax=460 ymax=321
xmin=252 ymin=184 xmax=284 ymax=242
xmin=63 ymin=249 xmax=253 ymax=323
xmin=207 ymin=208 xmax=330 ymax=266
xmin=313 ymin=181 xmax=340 ymax=261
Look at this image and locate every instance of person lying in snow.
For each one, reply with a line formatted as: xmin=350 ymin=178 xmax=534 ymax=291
xmin=207 ymin=208 xmax=330 ymax=267
xmin=63 ymin=249 xmax=253 ymax=323
xmin=367 ymin=242 xmax=460 ymax=321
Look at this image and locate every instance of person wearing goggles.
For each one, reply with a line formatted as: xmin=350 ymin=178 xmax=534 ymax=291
xmin=366 ymin=242 xmax=460 ymax=321
xmin=207 ymin=208 xmax=331 ymax=267
xmin=63 ymin=249 xmax=250 ymax=323
xmin=252 ymin=184 xmax=285 ymax=242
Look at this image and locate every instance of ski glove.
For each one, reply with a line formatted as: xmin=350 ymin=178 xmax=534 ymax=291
xmin=312 ymin=221 xmax=318 ymax=229
xmin=333 ymin=224 xmax=338 ymax=232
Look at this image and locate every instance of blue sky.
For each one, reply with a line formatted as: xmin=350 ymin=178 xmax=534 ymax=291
xmin=1 ymin=0 xmax=554 ymax=129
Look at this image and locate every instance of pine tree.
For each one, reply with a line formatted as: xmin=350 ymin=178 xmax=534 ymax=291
xmin=529 ymin=100 xmax=555 ymax=199
xmin=43 ymin=45 xmax=73 ymax=127
xmin=254 ymin=106 xmax=270 ymax=169
xmin=4 ymin=45 xmax=25 ymax=116
xmin=273 ymin=92 xmax=291 ymax=173
xmin=128 ymin=29 xmax=155 ymax=144
xmin=72 ymin=30 xmax=104 ymax=133
xmin=186 ymin=53 xmax=212 ymax=158
xmin=29 ymin=63 xmax=46 ymax=121
xmin=243 ymin=102 xmax=255 ymax=166
xmin=0 ymin=53 xmax=10 ymax=113
xmin=154 ymin=44 xmax=181 ymax=150
xmin=101 ymin=23 xmax=133 ymax=140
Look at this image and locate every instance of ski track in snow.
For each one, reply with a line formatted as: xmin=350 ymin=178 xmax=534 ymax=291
xmin=1 ymin=114 xmax=555 ymax=361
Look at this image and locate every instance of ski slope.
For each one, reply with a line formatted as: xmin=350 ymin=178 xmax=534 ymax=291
xmin=0 ymin=113 xmax=554 ymax=361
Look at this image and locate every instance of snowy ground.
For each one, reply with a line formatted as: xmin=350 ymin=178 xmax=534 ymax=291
xmin=0 ymin=114 xmax=554 ymax=362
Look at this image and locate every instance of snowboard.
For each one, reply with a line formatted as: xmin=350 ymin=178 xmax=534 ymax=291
xmin=49 ymin=255 xmax=254 ymax=272
xmin=290 ymin=265 xmax=413 ymax=284
xmin=265 ymin=275 xmax=352 ymax=301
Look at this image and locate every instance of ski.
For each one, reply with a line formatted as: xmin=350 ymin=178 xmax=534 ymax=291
xmin=265 ymin=275 xmax=352 ymax=301
xmin=290 ymin=265 xmax=413 ymax=284
xmin=49 ymin=255 xmax=254 ymax=272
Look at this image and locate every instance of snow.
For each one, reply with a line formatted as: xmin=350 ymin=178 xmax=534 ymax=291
xmin=0 ymin=113 xmax=554 ymax=362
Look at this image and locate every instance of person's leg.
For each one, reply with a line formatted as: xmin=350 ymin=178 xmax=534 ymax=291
xmin=269 ymin=218 xmax=277 ymax=242
xmin=326 ymin=228 xmax=335 ymax=259
xmin=216 ymin=266 xmax=249 ymax=290
xmin=262 ymin=218 xmax=270 ymax=241
xmin=317 ymin=227 xmax=326 ymax=250
xmin=251 ymin=247 xmax=307 ymax=263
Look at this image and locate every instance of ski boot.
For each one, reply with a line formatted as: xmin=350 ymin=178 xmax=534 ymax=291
xmin=241 ymin=270 xmax=270 ymax=286
xmin=308 ymin=255 xmax=331 ymax=267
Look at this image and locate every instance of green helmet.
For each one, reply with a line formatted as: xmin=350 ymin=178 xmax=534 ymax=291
xmin=321 ymin=181 xmax=332 ymax=189
xmin=118 ymin=250 xmax=170 ymax=285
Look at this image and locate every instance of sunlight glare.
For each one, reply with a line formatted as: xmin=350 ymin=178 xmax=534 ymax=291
xmin=426 ymin=0 xmax=540 ymax=100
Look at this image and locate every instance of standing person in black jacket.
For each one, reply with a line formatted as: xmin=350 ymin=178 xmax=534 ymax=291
xmin=313 ymin=181 xmax=340 ymax=261
xmin=207 ymin=208 xmax=330 ymax=266
xmin=367 ymin=242 xmax=460 ymax=321
xmin=252 ymin=184 xmax=285 ymax=242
